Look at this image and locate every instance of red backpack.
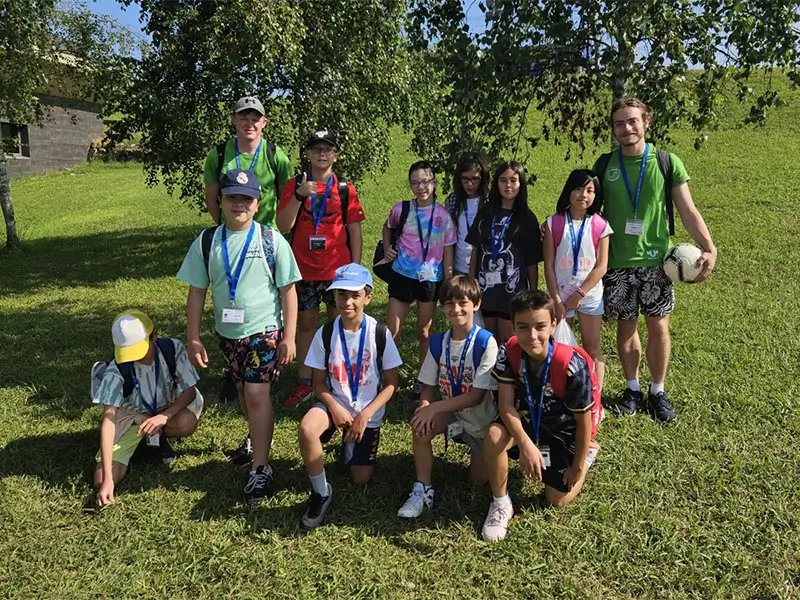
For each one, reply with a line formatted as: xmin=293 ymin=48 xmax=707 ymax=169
xmin=503 ymin=337 xmax=603 ymax=438
xmin=550 ymin=213 xmax=607 ymax=253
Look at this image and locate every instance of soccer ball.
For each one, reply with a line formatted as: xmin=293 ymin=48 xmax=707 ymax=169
xmin=663 ymin=243 xmax=703 ymax=283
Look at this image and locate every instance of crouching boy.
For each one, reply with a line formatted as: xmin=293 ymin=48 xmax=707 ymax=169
xmin=397 ymin=275 xmax=498 ymax=519
xmin=93 ymin=310 xmax=203 ymax=507
xmin=298 ymin=263 xmax=402 ymax=529
xmin=481 ymin=290 xmax=602 ymax=542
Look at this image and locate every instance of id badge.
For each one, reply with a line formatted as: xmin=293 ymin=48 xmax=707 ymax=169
xmin=485 ymin=271 xmax=502 ymax=286
xmin=446 ymin=421 xmax=464 ymax=441
xmin=539 ymin=445 xmax=552 ymax=468
xmin=146 ymin=434 xmax=160 ymax=447
xmin=559 ymin=281 xmax=579 ymax=299
xmin=309 ymin=236 xmax=327 ymax=251
xmin=625 ymin=218 xmax=645 ymax=236
xmin=222 ymin=308 xmax=245 ymax=324
xmin=418 ymin=265 xmax=436 ymax=281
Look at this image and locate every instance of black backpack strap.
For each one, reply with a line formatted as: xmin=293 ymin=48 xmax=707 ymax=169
xmin=339 ymin=178 xmax=351 ymax=251
xmin=375 ymin=321 xmax=387 ymax=375
xmin=322 ymin=319 xmax=335 ymax=372
xmin=592 ymin=152 xmax=612 ymax=214
xmin=391 ymin=200 xmax=411 ymax=245
xmin=156 ymin=338 xmax=178 ymax=383
xmin=266 ymin=141 xmax=280 ymax=200
xmin=201 ymin=226 xmax=218 ymax=273
xmin=656 ymin=148 xmax=675 ymax=236
xmin=215 ymin=140 xmax=228 ymax=186
xmin=118 ymin=361 xmax=135 ymax=398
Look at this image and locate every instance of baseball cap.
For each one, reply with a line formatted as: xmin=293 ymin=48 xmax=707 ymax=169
xmin=112 ymin=310 xmax=154 ymax=363
xmin=304 ymin=129 xmax=339 ymax=150
xmin=220 ymin=169 xmax=261 ymax=198
xmin=233 ymin=96 xmax=265 ymax=116
xmin=327 ymin=263 xmax=373 ymax=292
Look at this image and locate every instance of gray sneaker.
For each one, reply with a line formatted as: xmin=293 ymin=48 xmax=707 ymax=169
xmin=301 ymin=483 xmax=333 ymax=530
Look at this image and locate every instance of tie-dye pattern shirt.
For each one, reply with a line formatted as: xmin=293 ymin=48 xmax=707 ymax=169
xmin=387 ymin=200 xmax=456 ymax=282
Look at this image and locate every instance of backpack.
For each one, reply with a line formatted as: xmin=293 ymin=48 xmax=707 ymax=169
xmin=290 ymin=174 xmax=351 ymax=250
xmin=371 ymin=200 xmax=411 ymax=284
xmin=215 ymin=138 xmax=280 ymax=201
xmin=321 ymin=318 xmax=389 ymax=383
xmin=549 ymin=213 xmax=607 ymax=252
xmin=503 ymin=337 xmax=603 ymax=439
xmin=90 ymin=338 xmax=178 ymax=402
xmin=201 ymin=223 xmax=276 ymax=284
xmin=593 ymin=147 xmax=675 ymax=235
xmin=428 ymin=327 xmax=494 ymax=393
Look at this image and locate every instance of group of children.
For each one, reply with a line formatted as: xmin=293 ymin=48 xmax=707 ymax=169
xmin=92 ymin=135 xmax=613 ymax=542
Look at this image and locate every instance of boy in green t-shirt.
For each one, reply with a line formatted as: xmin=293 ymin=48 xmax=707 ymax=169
xmin=203 ymin=96 xmax=293 ymax=228
xmin=178 ymin=169 xmax=301 ymax=505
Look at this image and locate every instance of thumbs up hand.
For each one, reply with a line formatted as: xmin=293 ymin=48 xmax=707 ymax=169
xmin=296 ymin=172 xmax=316 ymax=198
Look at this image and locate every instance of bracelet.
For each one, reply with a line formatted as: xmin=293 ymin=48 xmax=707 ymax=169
xmin=295 ymin=192 xmax=307 ymax=201
xmin=576 ymin=287 xmax=586 ymax=297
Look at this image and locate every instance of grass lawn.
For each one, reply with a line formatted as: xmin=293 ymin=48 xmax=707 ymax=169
xmin=1 ymin=92 xmax=800 ymax=599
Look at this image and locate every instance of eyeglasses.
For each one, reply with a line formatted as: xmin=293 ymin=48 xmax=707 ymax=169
xmin=460 ymin=175 xmax=482 ymax=184
xmin=308 ymin=146 xmax=336 ymax=155
xmin=410 ymin=179 xmax=435 ymax=188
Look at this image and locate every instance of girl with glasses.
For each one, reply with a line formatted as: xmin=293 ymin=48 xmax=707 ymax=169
xmin=445 ymin=153 xmax=490 ymax=277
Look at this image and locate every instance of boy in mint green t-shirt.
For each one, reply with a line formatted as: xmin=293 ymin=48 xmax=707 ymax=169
xmin=178 ymin=168 xmax=301 ymax=505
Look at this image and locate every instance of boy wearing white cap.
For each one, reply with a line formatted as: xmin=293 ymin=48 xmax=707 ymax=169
xmin=93 ymin=310 xmax=203 ymax=508
xmin=298 ymin=263 xmax=402 ymax=530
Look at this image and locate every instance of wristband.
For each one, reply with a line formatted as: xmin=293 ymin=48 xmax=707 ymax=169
xmin=295 ymin=192 xmax=307 ymax=202
xmin=576 ymin=287 xmax=586 ymax=297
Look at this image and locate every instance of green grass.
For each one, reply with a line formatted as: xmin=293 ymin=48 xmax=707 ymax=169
xmin=2 ymin=90 xmax=800 ymax=599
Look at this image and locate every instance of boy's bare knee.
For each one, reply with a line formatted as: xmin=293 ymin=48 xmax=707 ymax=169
xmin=545 ymin=487 xmax=574 ymax=508
xmin=349 ymin=466 xmax=373 ymax=485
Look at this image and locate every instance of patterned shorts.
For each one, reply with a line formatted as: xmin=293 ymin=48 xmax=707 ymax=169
xmin=297 ymin=279 xmax=335 ymax=312
xmin=603 ymin=266 xmax=674 ymax=320
xmin=217 ymin=328 xmax=283 ymax=384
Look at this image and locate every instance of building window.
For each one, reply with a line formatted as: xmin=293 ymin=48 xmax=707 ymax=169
xmin=1 ymin=122 xmax=31 ymax=158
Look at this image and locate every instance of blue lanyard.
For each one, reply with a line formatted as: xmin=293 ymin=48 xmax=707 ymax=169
xmin=567 ymin=215 xmax=588 ymax=277
xmin=234 ymin=138 xmax=262 ymax=173
xmin=414 ymin=201 xmax=436 ymax=262
xmin=310 ymin=173 xmax=335 ymax=234
xmin=520 ymin=342 xmax=553 ymax=444
xmin=619 ymin=144 xmax=649 ymax=217
xmin=445 ymin=324 xmax=477 ymax=397
xmin=221 ymin=222 xmax=256 ymax=305
xmin=132 ymin=353 xmax=160 ymax=416
xmin=490 ymin=213 xmax=512 ymax=264
xmin=338 ymin=316 xmax=367 ymax=404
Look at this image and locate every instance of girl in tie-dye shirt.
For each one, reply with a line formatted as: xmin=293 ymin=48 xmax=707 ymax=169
xmin=381 ymin=161 xmax=457 ymax=402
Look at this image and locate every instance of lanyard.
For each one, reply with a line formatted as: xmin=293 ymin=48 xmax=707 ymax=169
xmin=221 ymin=221 xmax=256 ymax=305
xmin=619 ymin=144 xmax=649 ymax=217
xmin=132 ymin=354 xmax=160 ymax=416
xmin=338 ymin=316 xmax=367 ymax=404
xmin=520 ymin=342 xmax=553 ymax=444
xmin=310 ymin=173 xmax=335 ymax=234
xmin=234 ymin=138 xmax=262 ymax=173
xmin=490 ymin=213 xmax=512 ymax=264
xmin=445 ymin=324 xmax=477 ymax=397
xmin=567 ymin=215 xmax=588 ymax=277
xmin=414 ymin=201 xmax=436 ymax=262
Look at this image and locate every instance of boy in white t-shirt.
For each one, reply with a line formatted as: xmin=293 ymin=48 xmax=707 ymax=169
xmin=299 ymin=263 xmax=402 ymax=529
xmin=397 ymin=275 xmax=498 ymax=519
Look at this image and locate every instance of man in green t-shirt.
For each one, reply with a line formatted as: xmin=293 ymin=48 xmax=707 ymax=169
xmin=596 ymin=97 xmax=717 ymax=423
xmin=203 ymin=96 xmax=293 ymax=228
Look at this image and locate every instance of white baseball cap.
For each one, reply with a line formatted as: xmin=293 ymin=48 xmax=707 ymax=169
xmin=111 ymin=310 xmax=154 ymax=363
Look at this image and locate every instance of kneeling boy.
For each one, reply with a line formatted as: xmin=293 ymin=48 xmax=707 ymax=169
xmin=482 ymin=290 xmax=601 ymax=541
xmin=298 ymin=263 xmax=402 ymax=529
xmin=93 ymin=310 xmax=203 ymax=507
xmin=397 ymin=275 xmax=498 ymax=518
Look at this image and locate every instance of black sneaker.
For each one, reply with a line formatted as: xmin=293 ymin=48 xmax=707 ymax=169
xmin=617 ymin=388 xmax=643 ymax=415
xmin=226 ymin=435 xmax=253 ymax=469
xmin=244 ymin=465 xmax=275 ymax=504
xmin=647 ymin=390 xmax=677 ymax=423
xmin=301 ymin=484 xmax=333 ymax=530
xmin=159 ymin=433 xmax=176 ymax=466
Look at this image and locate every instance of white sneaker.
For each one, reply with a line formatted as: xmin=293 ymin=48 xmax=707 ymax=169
xmin=397 ymin=482 xmax=434 ymax=518
xmin=481 ymin=500 xmax=514 ymax=542
xmin=585 ymin=440 xmax=600 ymax=468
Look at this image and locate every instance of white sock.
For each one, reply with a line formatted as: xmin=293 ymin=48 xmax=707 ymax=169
xmin=492 ymin=494 xmax=512 ymax=507
xmin=626 ymin=379 xmax=641 ymax=392
xmin=650 ymin=381 xmax=665 ymax=394
xmin=310 ymin=470 xmax=329 ymax=496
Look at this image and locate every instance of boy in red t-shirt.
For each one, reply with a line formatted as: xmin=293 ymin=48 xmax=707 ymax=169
xmin=277 ymin=130 xmax=366 ymax=408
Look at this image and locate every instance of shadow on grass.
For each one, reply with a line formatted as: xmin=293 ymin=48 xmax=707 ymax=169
xmin=0 ymin=225 xmax=205 ymax=294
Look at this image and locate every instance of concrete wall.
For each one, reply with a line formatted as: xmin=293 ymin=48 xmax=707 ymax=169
xmin=5 ymin=95 xmax=103 ymax=179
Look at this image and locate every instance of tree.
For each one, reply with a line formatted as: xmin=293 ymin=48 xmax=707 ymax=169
xmin=109 ymin=0 xmax=417 ymax=209
xmin=407 ymin=0 xmax=800 ymax=176
xmin=0 ymin=0 xmax=135 ymax=249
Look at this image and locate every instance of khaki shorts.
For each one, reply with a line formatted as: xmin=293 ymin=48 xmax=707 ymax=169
xmin=95 ymin=389 xmax=204 ymax=466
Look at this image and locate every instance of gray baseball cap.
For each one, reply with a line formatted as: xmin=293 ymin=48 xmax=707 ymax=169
xmin=233 ymin=96 xmax=265 ymax=116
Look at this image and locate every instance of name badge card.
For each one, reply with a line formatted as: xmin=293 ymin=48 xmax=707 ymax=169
xmin=309 ymin=236 xmax=327 ymax=251
xmin=625 ymin=219 xmax=645 ymax=236
xmin=146 ymin=434 xmax=160 ymax=447
xmin=446 ymin=421 xmax=464 ymax=441
xmin=222 ymin=308 xmax=246 ymax=324
xmin=418 ymin=265 xmax=436 ymax=281
xmin=485 ymin=271 xmax=502 ymax=286
xmin=539 ymin=445 xmax=552 ymax=468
